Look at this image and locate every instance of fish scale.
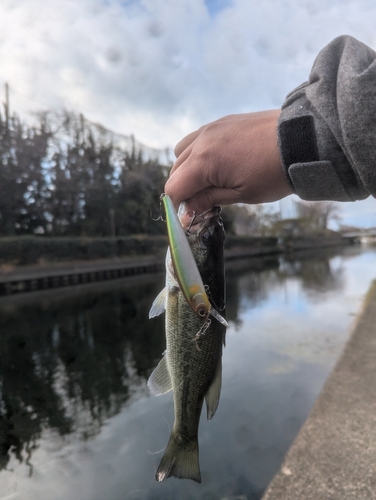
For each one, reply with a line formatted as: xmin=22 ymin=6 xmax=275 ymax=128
xmin=166 ymin=292 xmax=222 ymax=432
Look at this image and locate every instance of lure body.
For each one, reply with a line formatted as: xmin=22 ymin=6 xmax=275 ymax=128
xmin=162 ymin=194 xmax=211 ymax=320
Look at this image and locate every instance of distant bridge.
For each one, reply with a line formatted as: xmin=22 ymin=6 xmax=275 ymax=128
xmin=341 ymin=228 xmax=376 ymax=244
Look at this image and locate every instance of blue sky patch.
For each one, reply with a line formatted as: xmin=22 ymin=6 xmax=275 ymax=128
xmin=204 ymin=0 xmax=233 ymax=16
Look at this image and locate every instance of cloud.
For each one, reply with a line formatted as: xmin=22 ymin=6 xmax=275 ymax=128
xmin=1 ymin=0 xmax=376 ymax=148
xmin=1 ymin=0 xmax=376 ymax=226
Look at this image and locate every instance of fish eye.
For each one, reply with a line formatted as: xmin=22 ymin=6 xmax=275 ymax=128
xmin=201 ymin=231 xmax=211 ymax=242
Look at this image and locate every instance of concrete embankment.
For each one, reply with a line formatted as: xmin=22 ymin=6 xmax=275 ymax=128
xmin=0 ymin=234 xmax=349 ymax=296
xmin=262 ymin=280 xmax=376 ymax=500
xmin=0 ymin=246 xmax=278 ymax=296
xmin=0 ymin=256 xmax=164 ymax=296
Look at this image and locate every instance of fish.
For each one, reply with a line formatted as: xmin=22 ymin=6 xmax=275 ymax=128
xmin=148 ymin=204 xmax=227 ymax=483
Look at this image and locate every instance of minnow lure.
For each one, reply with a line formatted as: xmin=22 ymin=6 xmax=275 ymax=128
xmin=162 ymin=194 xmax=211 ymax=320
xmin=151 ymin=194 xmax=228 ymax=328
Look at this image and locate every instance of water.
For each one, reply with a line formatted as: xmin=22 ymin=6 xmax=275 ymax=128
xmin=0 ymin=246 xmax=375 ymax=500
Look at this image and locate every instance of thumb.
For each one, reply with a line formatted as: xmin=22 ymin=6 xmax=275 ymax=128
xmin=183 ymin=186 xmax=242 ymax=214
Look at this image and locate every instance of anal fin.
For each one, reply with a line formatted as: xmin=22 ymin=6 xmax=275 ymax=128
xmin=205 ymin=358 xmax=222 ymax=421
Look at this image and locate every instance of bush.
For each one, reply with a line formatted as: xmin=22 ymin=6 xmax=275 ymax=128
xmin=225 ymin=235 xmax=279 ymax=249
xmin=0 ymin=235 xmax=168 ymax=266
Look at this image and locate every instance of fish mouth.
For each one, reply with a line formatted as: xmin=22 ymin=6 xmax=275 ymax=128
xmin=178 ymin=204 xmax=221 ymax=233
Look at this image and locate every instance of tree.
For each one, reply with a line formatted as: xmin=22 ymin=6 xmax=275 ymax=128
xmin=114 ymin=145 xmax=168 ymax=236
xmin=0 ymin=103 xmax=170 ymax=238
xmin=0 ymin=110 xmax=50 ymax=235
xmin=295 ymin=200 xmax=341 ymax=231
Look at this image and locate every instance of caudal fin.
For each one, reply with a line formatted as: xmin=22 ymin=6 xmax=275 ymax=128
xmin=156 ymin=431 xmax=201 ymax=483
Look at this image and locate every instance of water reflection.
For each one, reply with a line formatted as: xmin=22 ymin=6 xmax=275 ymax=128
xmin=227 ymin=247 xmax=345 ymax=320
xmin=0 ymin=247 xmax=374 ymax=499
xmin=0 ymin=277 xmax=165 ymax=476
xmin=280 ymin=248 xmax=345 ymax=293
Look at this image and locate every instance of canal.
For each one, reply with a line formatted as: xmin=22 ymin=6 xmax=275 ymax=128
xmin=0 ymin=245 xmax=375 ymax=500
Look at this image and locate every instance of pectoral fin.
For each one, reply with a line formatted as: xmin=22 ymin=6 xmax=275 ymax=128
xmin=147 ymin=353 xmax=173 ymax=395
xmin=205 ymin=358 xmax=222 ymax=421
xmin=149 ymin=287 xmax=167 ymax=318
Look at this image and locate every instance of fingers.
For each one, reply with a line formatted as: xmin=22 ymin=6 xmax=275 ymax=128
xmin=167 ymin=110 xmax=287 ymax=212
xmin=166 ymin=153 xmax=242 ymax=213
xmin=174 ymin=129 xmax=201 ymax=158
xmin=184 ymin=186 xmax=243 ymax=214
xmin=169 ymin=142 xmax=193 ymax=176
xmin=165 ymin=155 xmax=208 ymax=209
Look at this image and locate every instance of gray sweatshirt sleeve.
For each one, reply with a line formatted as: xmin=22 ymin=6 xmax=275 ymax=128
xmin=278 ymin=35 xmax=376 ymax=202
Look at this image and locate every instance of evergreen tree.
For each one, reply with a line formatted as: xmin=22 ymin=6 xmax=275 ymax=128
xmin=0 ymin=111 xmax=50 ymax=235
xmin=0 ymin=104 xmax=171 ymax=237
xmin=115 ymin=142 xmax=168 ymax=236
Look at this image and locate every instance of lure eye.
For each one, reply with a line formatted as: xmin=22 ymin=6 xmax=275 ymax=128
xmin=197 ymin=307 xmax=207 ymax=318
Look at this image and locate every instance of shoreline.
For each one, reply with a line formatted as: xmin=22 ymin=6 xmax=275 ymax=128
xmin=262 ymin=279 xmax=376 ymax=500
xmin=0 ymin=235 xmax=352 ymax=296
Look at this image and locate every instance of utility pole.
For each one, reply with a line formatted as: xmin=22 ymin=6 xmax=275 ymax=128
xmin=109 ymin=209 xmax=116 ymax=238
xmin=4 ymin=82 xmax=9 ymax=130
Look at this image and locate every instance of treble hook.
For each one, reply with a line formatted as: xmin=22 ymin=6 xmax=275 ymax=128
xmin=150 ymin=194 xmax=166 ymax=222
xmin=185 ymin=206 xmax=221 ymax=234
xmin=186 ymin=210 xmax=197 ymax=234
xmin=205 ymin=284 xmax=225 ymax=312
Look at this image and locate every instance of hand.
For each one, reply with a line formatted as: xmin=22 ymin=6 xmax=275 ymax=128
xmin=165 ymin=110 xmax=293 ymax=213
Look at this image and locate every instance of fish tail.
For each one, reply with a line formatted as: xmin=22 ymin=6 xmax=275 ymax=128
xmin=155 ymin=431 xmax=201 ymax=483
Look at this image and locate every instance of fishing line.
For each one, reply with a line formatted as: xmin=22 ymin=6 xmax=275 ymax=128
xmin=163 ymin=414 xmax=172 ymax=434
xmin=123 ymin=487 xmax=153 ymax=499
xmin=147 ymin=446 xmax=166 ymax=455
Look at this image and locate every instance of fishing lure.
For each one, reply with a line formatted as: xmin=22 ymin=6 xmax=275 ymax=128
xmin=149 ymin=194 xmax=228 ymax=328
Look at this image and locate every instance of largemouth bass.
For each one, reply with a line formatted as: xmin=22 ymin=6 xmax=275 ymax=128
xmin=148 ymin=205 xmax=227 ymax=483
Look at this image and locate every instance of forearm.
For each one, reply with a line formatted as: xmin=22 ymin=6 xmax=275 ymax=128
xmin=278 ymin=35 xmax=376 ymax=202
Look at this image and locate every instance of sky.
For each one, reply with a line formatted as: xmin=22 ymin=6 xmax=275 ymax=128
xmin=1 ymin=0 xmax=376 ymax=227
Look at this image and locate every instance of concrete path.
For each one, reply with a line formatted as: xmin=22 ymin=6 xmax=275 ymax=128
xmin=0 ymin=255 xmax=163 ymax=283
xmin=262 ymin=280 xmax=376 ymax=500
xmin=0 ymin=255 xmax=166 ymax=295
xmin=0 ymin=247 xmax=281 ymax=296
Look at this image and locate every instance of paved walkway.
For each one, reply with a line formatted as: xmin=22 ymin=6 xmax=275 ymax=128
xmin=262 ymin=280 xmax=376 ymax=500
xmin=0 ymin=255 xmax=163 ymax=283
xmin=0 ymin=255 xmax=166 ymax=295
xmin=0 ymin=246 xmax=282 ymax=296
